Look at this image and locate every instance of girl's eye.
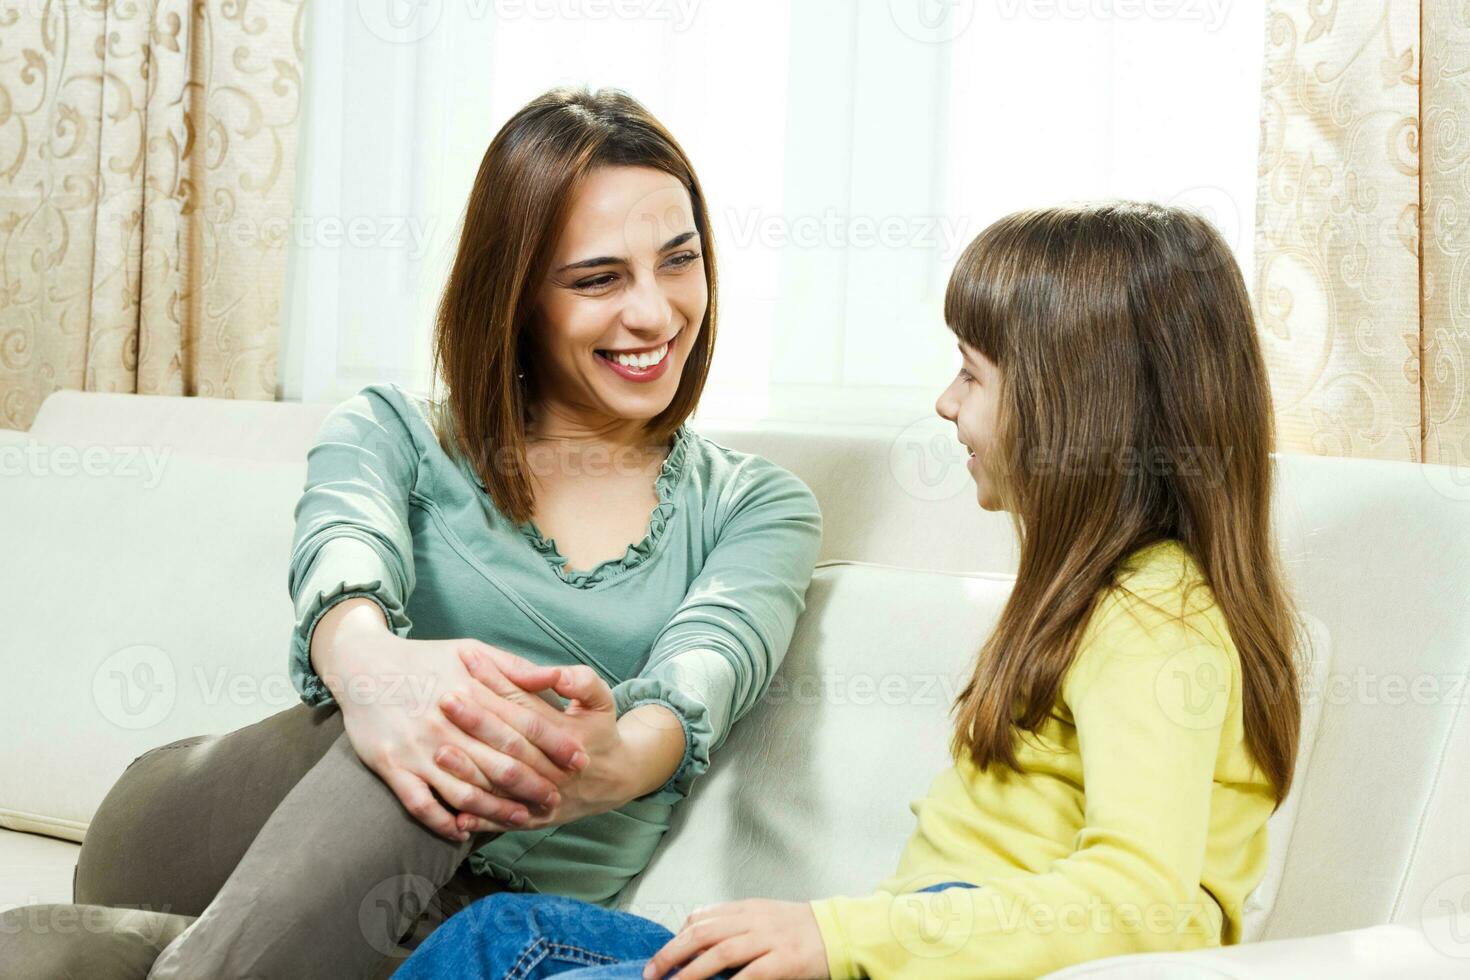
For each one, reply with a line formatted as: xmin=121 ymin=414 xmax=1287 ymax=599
xmin=664 ymin=251 xmax=701 ymax=270
xmin=574 ymin=273 xmax=617 ymax=290
xmin=957 ymin=369 xmax=974 ymax=384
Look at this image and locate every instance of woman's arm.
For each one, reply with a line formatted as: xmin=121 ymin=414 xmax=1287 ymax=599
xmin=443 ymin=457 xmax=822 ymax=830
xmin=309 ymin=595 xmax=387 ymax=682
xmin=288 ymin=385 xmax=421 ymax=703
xmin=291 ymin=386 xmax=588 ymax=838
xmin=615 ymin=459 xmax=823 ymax=805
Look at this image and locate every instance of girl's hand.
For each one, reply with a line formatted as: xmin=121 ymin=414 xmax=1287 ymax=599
xmin=439 ymin=652 xmax=635 ymax=831
xmin=326 ymin=629 xmax=588 ymax=842
xmin=642 ymin=900 xmax=830 ymax=980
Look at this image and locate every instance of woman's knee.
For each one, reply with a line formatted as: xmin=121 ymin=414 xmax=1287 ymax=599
xmin=74 ymin=703 xmax=342 ymax=912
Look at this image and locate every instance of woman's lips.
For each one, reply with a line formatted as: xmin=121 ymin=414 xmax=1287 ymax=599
xmin=595 ymin=331 xmax=677 ymax=384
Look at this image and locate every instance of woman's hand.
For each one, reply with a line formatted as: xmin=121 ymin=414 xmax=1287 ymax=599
xmin=642 ymin=900 xmax=830 ymax=980
xmin=320 ymin=617 xmax=589 ymax=842
xmin=437 ymin=651 xmax=639 ymax=832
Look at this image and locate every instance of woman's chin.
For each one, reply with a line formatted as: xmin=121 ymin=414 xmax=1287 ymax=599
xmin=594 ymin=378 xmax=682 ymax=423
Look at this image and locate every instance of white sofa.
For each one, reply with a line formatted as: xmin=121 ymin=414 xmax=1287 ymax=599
xmin=2 ymin=389 xmax=1468 ymax=978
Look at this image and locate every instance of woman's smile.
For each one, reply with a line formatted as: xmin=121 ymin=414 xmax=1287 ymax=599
xmin=593 ymin=329 xmax=679 ymax=384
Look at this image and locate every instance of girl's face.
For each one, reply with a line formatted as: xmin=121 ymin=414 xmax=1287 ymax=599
xmin=531 ymin=165 xmax=707 ymax=428
xmin=935 ymin=339 xmax=1005 ymax=511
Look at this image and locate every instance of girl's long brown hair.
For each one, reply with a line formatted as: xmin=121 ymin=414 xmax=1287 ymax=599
xmin=948 ymin=201 xmax=1301 ymax=807
xmin=429 ymin=87 xmax=718 ymax=524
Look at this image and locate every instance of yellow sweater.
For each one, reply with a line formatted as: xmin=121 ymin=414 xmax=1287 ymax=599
xmin=809 ymin=540 xmax=1277 ymax=979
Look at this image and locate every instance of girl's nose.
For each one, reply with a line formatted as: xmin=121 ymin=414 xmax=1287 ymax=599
xmin=935 ymin=383 xmax=959 ymax=423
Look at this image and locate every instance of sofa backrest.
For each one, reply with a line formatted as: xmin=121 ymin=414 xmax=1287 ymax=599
xmin=9 ymin=388 xmax=1470 ymax=941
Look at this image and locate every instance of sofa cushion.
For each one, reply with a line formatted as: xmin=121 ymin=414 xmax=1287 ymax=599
xmin=0 ymin=829 xmax=80 ymax=910
xmin=1240 ymin=611 xmax=1332 ymax=942
xmin=0 ymin=442 xmax=303 ymax=842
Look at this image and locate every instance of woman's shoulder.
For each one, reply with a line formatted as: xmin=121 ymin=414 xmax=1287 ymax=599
xmin=324 ymin=381 xmax=434 ymax=425
xmin=308 ymin=383 xmax=454 ymax=478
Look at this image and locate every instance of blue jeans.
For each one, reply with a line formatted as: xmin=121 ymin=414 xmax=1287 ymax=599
xmin=394 ymin=882 xmax=979 ymax=979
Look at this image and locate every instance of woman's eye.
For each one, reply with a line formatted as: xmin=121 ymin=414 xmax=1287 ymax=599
xmin=957 ymin=369 xmax=973 ymax=384
xmin=574 ymin=274 xmax=617 ymax=290
xmin=664 ymin=251 xmax=700 ymax=270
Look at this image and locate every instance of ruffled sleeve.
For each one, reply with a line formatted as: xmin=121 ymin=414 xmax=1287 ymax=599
xmin=287 ymin=386 xmax=419 ymax=706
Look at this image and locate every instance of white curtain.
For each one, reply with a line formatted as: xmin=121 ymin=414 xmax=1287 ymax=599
xmin=280 ymin=0 xmax=1264 ymax=428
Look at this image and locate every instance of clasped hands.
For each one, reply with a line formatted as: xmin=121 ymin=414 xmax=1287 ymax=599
xmin=430 ymin=643 xmax=633 ymax=837
xmin=419 ymin=643 xmax=832 ymax=979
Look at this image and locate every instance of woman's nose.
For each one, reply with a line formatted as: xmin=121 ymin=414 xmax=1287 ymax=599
xmin=620 ymin=273 xmax=673 ymax=333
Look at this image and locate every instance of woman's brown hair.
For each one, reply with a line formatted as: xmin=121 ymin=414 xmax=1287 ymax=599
xmin=947 ymin=201 xmax=1301 ymax=807
xmin=429 ymin=86 xmax=718 ymax=523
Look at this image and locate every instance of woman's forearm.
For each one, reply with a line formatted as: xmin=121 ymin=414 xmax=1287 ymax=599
xmin=609 ymin=703 xmax=687 ymax=804
xmin=308 ymin=596 xmax=390 ymax=697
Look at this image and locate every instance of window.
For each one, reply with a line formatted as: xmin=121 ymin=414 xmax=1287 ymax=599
xmin=281 ymin=0 xmax=1264 ymax=428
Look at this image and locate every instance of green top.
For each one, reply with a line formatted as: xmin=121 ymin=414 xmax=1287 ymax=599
xmin=287 ymin=383 xmax=822 ymax=904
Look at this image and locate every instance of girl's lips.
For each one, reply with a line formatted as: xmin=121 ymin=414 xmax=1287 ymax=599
xmin=596 ymin=331 xmax=677 ymax=384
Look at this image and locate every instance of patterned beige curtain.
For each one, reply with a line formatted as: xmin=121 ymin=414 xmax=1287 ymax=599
xmin=0 ymin=0 xmax=304 ymax=431
xmin=1257 ymin=1 xmax=1470 ymax=464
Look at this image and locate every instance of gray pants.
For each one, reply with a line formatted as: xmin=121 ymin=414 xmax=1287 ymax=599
xmin=0 ymin=703 xmax=505 ymax=979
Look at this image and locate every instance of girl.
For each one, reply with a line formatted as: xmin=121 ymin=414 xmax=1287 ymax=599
xmin=0 ymin=88 xmax=821 ymax=980
xmin=394 ymin=200 xmax=1303 ymax=979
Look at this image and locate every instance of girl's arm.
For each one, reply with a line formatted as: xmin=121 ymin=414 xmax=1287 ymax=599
xmin=807 ymin=590 xmax=1234 ymax=980
xmin=648 ymin=587 xmax=1236 ymax=980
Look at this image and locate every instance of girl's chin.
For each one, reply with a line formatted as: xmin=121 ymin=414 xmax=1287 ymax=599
xmin=973 ymin=482 xmax=1003 ymax=511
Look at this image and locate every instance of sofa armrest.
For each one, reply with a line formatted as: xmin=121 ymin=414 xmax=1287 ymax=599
xmin=1039 ymin=918 xmax=1467 ymax=979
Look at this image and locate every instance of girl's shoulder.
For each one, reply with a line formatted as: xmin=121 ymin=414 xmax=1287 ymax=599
xmin=1110 ymin=539 xmax=1220 ymax=622
xmin=1064 ymin=540 xmax=1236 ymax=699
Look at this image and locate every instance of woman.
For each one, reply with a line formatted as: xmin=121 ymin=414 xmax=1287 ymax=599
xmin=0 ymin=87 xmax=821 ymax=980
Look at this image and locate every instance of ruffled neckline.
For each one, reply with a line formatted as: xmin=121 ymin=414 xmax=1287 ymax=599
xmin=507 ymin=424 xmax=693 ymax=590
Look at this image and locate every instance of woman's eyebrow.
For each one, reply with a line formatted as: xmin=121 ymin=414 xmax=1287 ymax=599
xmin=556 ymin=230 xmax=699 ymax=274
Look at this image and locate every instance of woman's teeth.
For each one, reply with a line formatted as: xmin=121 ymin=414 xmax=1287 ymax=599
xmin=599 ymin=340 xmax=669 ymax=371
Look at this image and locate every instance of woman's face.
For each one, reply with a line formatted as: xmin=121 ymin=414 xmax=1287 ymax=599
xmin=531 ymin=165 xmax=707 ymax=429
xmin=935 ymin=338 xmax=1005 ymax=511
